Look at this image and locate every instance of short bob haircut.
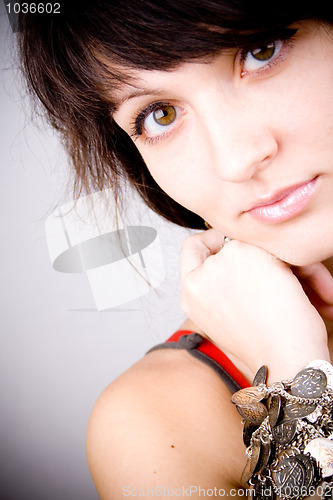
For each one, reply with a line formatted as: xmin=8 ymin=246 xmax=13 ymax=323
xmin=18 ymin=1 xmax=333 ymax=229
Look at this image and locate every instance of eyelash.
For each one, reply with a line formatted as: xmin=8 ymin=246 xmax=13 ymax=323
xmin=131 ymin=31 xmax=297 ymax=145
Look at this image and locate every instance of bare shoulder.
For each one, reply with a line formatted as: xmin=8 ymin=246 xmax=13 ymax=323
xmin=86 ymin=346 xmax=247 ymax=499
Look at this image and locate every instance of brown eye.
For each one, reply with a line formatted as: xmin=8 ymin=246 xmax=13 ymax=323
xmin=250 ymin=42 xmax=275 ymax=61
xmin=241 ymin=40 xmax=284 ymax=74
xmin=137 ymin=102 xmax=183 ymax=141
xmin=153 ymin=105 xmax=176 ymax=126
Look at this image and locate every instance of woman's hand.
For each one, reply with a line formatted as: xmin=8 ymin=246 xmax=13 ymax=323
xmin=180 ymin=229 xmax=330 ymax=383
xmin=292 ymin=262 xmax=333 ymax=321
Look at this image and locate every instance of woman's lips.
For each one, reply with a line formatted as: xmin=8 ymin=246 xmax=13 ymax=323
xmin=245 ymin=176 xmax=320 ymax=224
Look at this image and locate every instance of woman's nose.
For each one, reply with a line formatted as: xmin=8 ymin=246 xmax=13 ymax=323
xmin=206 ymin=108 xmax=278 ymax=183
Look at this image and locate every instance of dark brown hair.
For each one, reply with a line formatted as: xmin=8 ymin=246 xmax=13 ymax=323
xmin=18 ymin=1 xmax=333 ymax=228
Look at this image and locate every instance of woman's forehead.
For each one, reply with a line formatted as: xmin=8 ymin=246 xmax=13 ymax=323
xmin=106 ymin=55 xmax=220 ymax=111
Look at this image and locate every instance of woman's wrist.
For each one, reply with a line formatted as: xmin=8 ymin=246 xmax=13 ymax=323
xmin=260 ymin=340 xmax=330 ymax=385
xmin=263 ymin=351 xmax=331 ymax=386
xmin=248 ymin=319 xmax=330 ymax=385
xmin=217 ymin=329 xmax=330 ymax=386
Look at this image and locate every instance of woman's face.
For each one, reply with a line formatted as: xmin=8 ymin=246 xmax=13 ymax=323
xmin=114 ymin=21 xmax=333 ymax=265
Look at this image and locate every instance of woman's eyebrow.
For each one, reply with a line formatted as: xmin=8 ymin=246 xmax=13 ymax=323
xmin=113 ymin=87 xmax=167 ymax=112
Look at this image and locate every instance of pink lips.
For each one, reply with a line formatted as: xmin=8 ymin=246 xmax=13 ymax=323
xmin=246 ymin=176 xmax=320 ymax=223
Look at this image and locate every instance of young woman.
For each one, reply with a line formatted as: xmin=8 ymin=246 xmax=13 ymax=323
xmin=19 ymin=1 xmax=333 ymax=497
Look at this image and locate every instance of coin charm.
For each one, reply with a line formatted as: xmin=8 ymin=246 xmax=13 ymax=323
xmin=290 ymin=368 xmax=327 ymax=398
xmin=236 ymin=402 xmax=268 ymax=425
xmin=269 ymin=395 xmax=281 ymax=428
xmin=252 ymin=365 xmax=268 ymax=387
xmin=243 ymin=421 xmax=258 ymax=447
xmin=272 ymin=419 xmax=297 ymax=445
xmin=231 ymin=385 xmax=267 ymax=405
xmin=304 ymin=437 xmax=333 ymax=477
xmin=307 ymin=360 xmax=333 ymax=391
xmin=272 ymin=456 xmax=306 ymax=499
xmin=295 ymin=454 xmax=316 ymax=489
xmin=249 ymin=437 xmax=262 ymax=475
xmin=255 ymin=439 xmax=272 ymax=476
xmin=240 ymin=458 xmax=253 ymax=486
xmin=285 ymin=400 xmax=317 ymax=419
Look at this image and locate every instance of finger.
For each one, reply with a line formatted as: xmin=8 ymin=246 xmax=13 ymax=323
xmin=292 ymin=262 xmax=333 ymax=305
xmin=180 ymin=229 xmax=225 ymax=281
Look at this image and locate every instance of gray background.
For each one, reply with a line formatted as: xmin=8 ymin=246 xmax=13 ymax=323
xmin=0 ymin=4 xmax=192 ymax=499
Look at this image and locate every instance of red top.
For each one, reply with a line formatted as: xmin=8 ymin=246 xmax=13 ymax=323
xmin=167 ymin=330 xmax=250 ymax=389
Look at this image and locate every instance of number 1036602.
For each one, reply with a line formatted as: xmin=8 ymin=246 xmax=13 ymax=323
xmin=6 ymin=3 xmax=60 ymax=14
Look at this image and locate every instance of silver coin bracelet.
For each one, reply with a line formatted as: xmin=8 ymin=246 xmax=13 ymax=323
xmin=231 ymin=360 xmax=333 ymax=499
